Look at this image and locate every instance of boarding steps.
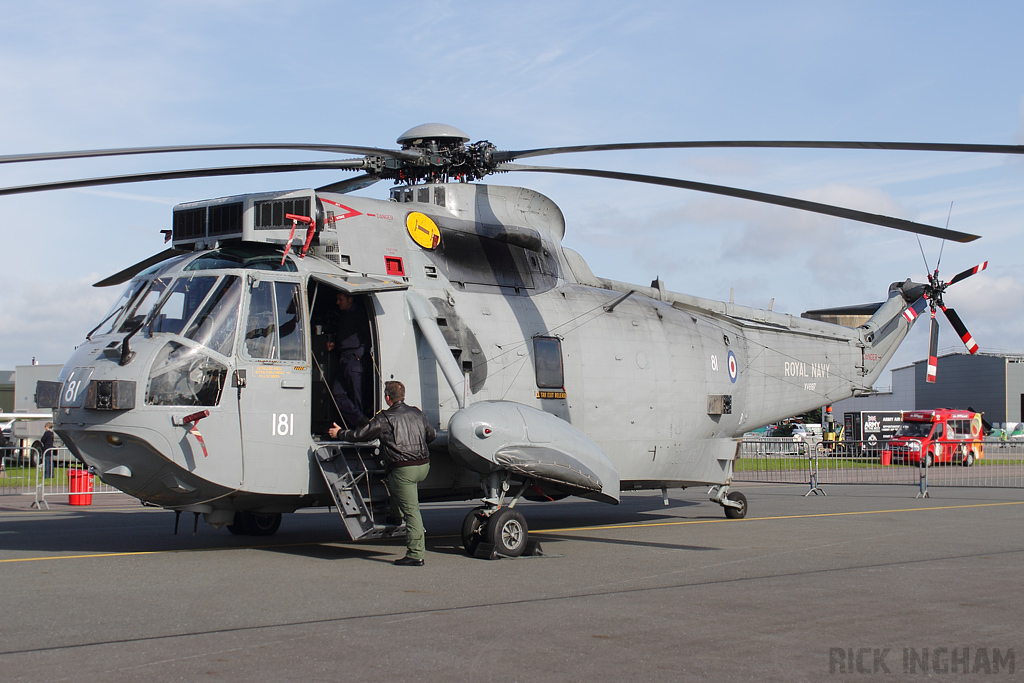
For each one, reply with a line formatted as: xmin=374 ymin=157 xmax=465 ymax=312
xmin=313 ymin=440 xmax=405 ymax=541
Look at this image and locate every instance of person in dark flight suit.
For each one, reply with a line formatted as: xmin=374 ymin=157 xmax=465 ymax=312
xmin=325 ymin=292 xmax=369 ymax=427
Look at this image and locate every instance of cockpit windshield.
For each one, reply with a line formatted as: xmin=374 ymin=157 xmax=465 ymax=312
xmin=92 ymin=279 xmax=148 ymax=338
xmin=183 ymin=276 xmax=242 ymax=357
xmin=118 ymin=278 xmax=171 ymax=333
xmin=146 ymin=276 xmax=218 ymax=336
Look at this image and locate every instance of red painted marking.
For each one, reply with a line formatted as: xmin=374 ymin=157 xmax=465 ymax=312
xmin=321 ymin=198 xmax=362 ymax=221
xmin=385 ymin=256 xmax=405 ymax=276
xmin=189 ymin=425 xmax=209 ymax=458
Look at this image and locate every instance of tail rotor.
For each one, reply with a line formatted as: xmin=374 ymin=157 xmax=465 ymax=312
xmin=910 ymin=260 xmax=988 ymax=383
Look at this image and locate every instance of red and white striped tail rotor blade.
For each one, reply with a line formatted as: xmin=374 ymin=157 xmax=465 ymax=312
xmin=947 ymin=261 xmax=988 ymax=286
xmin=926 ymin=311 xmax=939 ymax=383
xmin=902 ymin=296 xmax=928 ymax=323
xmin=941 ymin=305 xmax=980 ymax=354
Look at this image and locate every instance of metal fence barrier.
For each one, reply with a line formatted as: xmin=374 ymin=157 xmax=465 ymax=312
xmin=735 ymin=438 xmax=1024 ymax=496
xmin=1 ymin=446 xmax=121 ymax=508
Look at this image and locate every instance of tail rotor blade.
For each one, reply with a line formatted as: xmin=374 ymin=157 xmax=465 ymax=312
xmin=926 ymin=312 xmax=939 ymax=383
xmin=941 ymin=305 xmax=980 ymax=354
xmin=902 ymin=296 xmax=928 ymax=323
xmin=948 ymin=261 xmax=988 ymax=286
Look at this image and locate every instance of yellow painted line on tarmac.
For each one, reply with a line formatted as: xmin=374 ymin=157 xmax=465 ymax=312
xmin=0 ymin=550 xmax=166 ymax=563
xmin=530 ymin=500 xmax=1024 ymax=535
xmin=4 ymin=501 xmax=1023 ymax=564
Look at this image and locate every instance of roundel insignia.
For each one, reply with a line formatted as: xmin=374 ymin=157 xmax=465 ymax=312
xmin=406 ymin=212 xmax=441 ymax=249
xmin=727 ymin=350 xmax=738 ymax=383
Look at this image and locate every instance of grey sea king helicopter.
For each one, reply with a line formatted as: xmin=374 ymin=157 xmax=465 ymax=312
xmin=1 ymin=124 xmax=1010 ymax=557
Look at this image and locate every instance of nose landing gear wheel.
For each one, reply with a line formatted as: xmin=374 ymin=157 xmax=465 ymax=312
xmin=461 ymin=507 xmax=487 ymax=556
xmin=228 ymin=511 xmax=282 ymax=536
xmin=486 ymin=508 xmax=528 ymax=557
xmin=724 ymin=491 xmax=747 ymax=519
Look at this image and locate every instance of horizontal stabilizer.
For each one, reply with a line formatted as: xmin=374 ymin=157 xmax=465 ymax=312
xmin=801 ymin=302 xmax=883 ymax=327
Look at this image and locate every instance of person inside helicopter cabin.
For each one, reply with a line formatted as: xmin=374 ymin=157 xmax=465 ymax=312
xmin=329 ymin=380 xmax=435 ymax=566
xmin=324 ymin=291 xmax=370 ymax=428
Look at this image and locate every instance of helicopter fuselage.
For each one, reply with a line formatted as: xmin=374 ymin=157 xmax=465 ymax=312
xmin=48 ymin=182 xmax=915 ymax=524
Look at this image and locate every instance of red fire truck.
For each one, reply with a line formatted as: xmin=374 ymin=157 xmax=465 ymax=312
xmin=884 ymin=409 xmax=984 ymax=467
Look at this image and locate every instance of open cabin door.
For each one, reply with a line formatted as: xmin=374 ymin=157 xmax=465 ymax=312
xmin=307 ymin=273 xmax=408 ymax=439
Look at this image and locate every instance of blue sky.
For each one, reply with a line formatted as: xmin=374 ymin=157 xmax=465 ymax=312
xmin=1 ymin=1 xmax=1022 ymax=387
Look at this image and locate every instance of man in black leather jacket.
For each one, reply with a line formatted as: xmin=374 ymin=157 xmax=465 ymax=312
xmin=330 ymin=380 xmax=436 ymax=566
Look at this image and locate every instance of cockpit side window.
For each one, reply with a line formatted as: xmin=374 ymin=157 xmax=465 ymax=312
xmin=243 ymin=280 xmax=305 ymax=361
xmin=276 ymin=282 xmax=304 ymax=361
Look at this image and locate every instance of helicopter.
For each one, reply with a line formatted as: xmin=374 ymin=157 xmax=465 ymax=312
xmin=1 ymin=123 xmax=1010 ymax=557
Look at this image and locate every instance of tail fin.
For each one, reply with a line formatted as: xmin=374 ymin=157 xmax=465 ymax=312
xmin=857 ymin=279 xmax=926 ymax=383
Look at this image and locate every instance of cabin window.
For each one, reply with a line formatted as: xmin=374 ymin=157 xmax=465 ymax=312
xmin=533 ymin=337 xmax=564 ymax=389
xmin=417 ymin=188 xmax=430 ymax=203
xmin=243 ymin=280 xmax=305 ymax=361
xmin=434 ymin=187 xmax=445 ymax=207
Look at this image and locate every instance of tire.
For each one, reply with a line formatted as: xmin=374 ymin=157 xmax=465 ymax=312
xmin=461 ymin=507 xmax=487 ymax=556
xmin=226 ymin=513 xmax=246 ymax=535
xmin=923 ymin=453 xmax=934 ymax=469
xmin=724 ymin=491 xmax=747 ymax=519
xmin=239 ymin=511 xmax=282 ymax=536
xmin=485 ymin=508 xmax=528 ymax=557
xmin=962 ymin=449 xmax=976 ymax=467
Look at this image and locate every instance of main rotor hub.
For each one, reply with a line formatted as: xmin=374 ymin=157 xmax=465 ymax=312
xmin=386 ymin=123 xmax=496 ymax=185
xmin=396 ymin=123 xmax=470 ymax=149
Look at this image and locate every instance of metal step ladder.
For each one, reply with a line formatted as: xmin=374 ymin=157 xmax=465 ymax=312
xmin=313 ymin=441 xmax=405 ymax=541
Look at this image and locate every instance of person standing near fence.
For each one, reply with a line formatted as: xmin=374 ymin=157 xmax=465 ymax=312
xmin=42 ymin=422 xmax=54 ymax=479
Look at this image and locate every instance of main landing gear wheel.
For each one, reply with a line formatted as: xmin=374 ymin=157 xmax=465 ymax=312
xmin=228 ymin=511 xmax=282 ymax=536
xmin=724 ymin=491 xmax=747 ymax=519
xmin=486 ymin=508 xmax=529 ymax=557
xmin=461 ymin=507 xmax=487 ymax=556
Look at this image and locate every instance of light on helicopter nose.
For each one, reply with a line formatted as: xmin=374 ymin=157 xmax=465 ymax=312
xmin=106 ymin=434 xmax=123 ymax=447
xmin=475 ymin=425 xmax=493 ymax=438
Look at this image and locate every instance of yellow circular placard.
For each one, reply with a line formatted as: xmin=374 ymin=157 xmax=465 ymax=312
xmin=406 ymin=212 xmax=441 ymax=249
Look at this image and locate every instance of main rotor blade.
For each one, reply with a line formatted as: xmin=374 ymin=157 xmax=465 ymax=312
xmin=940 ymin=305 xmax=979 ymax=354
xmin=316 ymin=174 xmax=381 ymax=194
xmin=927 ymin=312 xmax=939 ymax=383
xmin=0 ymin=160 xmax=369 ymax=197
xmin=494 ymin=140 xmax=1024 ymax=163
xmin=947 ymin=261 xmax=989 ymax=285
xmin=93 ymin=247 xmax=188 ymax=287
xmin=499 ymin=163 xmax=981 ymax=243
xmin=0 ymin=143 xmax=418 ymax=165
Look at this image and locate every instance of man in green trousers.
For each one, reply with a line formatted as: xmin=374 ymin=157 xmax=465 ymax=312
xmin=330 ymin=380 xmax=436 ymax=566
